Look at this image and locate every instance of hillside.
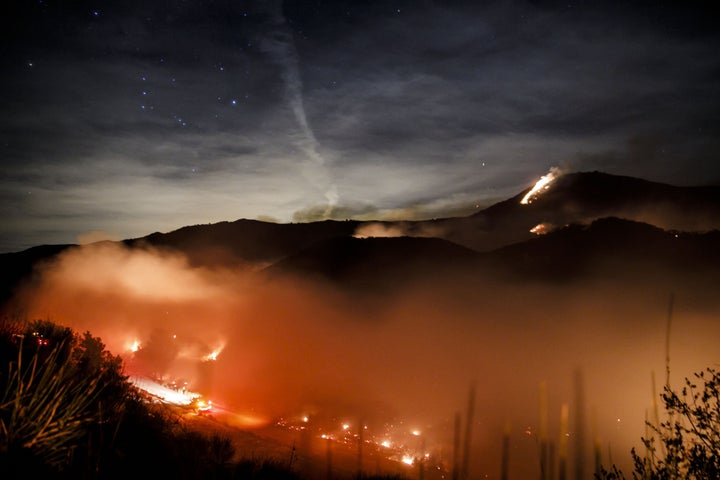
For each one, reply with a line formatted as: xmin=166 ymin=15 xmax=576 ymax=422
xmin=262 ymin=235 xmax=481 ymax=293
xmin=2 ymin=171 xmax=720 ymax=309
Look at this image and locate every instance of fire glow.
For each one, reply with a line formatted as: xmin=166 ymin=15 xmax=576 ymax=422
xmin=127 ymin=339 xmax=141 ymax=352
xmin=16 ymin=235 xmax=720 ymax=478
xmin=203 ymin=344 xmax=225 ymax=361
xmin=520 ymin=167 xmax=561 ymax=205
xmin=530 ymin=223 xmax=552 ymax=235
xmin=129 ymin=375 xmax=200 ymax=406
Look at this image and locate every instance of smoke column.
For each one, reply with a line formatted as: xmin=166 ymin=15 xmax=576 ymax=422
xmin=263 ymin=0 xmax=339 ymax=217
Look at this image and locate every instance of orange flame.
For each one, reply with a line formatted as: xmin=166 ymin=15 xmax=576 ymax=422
xmin=520 ymin=167 xmax=561 ymax=205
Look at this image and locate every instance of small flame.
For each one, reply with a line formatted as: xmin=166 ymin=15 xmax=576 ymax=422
xmin=195 ymin=399 xmax=213 ymax=412
xmin=530 ymin=223 xmax=552 ymax=235
xmin=401 ymin=455 xmax=414 ymax=466
xmin=128 ymin=339 xmax=141 ymax=352
xmin=520 ymin=167 xmax=562 ymax=205
xmin=203 ymin=343 xmax=225 ymax=362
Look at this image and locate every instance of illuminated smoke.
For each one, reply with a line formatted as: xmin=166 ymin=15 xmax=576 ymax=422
xmin=263 ymin=1 xmax=339 ymax=217
xmin=353 ymin=223 xmax=407 ymax=239
xmin=352 ymin=221 xmax=445 ymax=240
xmin=12 ymin=237 xmax=720 ymax=478
xmin=520 ymin=166 xmax=563 ymax=205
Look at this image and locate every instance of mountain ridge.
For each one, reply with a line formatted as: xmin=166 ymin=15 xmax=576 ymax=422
xmin=2 ymin=170 xmax=719 ymax=307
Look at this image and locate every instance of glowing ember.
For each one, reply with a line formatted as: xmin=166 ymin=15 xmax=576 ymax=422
xmin=411 ymin=429 xmax=421 ymax=436
xmin=520 ymin=167 xmax=561 ymax=205
xmin=381 ymin=440 xmax=392 ymax=448
xmin=342 ymin=423 xmax=350 ymax=430
xmin=401 ymin=455 xmax=414 ymax=466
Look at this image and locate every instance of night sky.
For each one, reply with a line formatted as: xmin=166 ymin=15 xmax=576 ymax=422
xmin=2 ymin=0 xmax=719 ymax=252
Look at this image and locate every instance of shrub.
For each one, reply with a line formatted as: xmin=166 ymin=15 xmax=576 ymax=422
xmin=597 ymin=368 xmax=720 ymax=479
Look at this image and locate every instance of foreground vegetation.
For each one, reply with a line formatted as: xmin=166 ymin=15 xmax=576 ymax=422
xmin=597 ymin=368 xmax=720 ymax=479
xmin=0 ymin=318 xmax=333 ymax=480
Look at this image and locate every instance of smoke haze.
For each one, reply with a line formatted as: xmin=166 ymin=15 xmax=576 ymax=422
xmin=11 ymin=241 xmax=720 ymax=478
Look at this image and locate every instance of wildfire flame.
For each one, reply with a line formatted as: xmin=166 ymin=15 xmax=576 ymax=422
xmin=520 ymin=167 xmax=562 ymax=205
xmin=127 ymin=339 xmax=141 ymax=352
xmin=203 ymin=343 xmax=225 ymax=362
xmin=530 ymin=223 xmax=552 ymax=235
xmin=129 ymin=375 xmax=199 ymax=406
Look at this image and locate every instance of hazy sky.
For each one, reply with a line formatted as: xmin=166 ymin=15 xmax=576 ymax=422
xmin=2 ymin=0 xmax=719 ymax=252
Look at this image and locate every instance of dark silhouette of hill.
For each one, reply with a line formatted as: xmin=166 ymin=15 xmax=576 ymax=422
xmin=480 ymin=216 xmax=720 ymax=283
xmin=0 ymin=244 xmax=73 ymax=308
xmin=123 ymin=218 xmax=360 ymax=267
xmin=257 ymin=217 xmax=720 ymax=295
xmin=2 ymin=171 xmax=720 ymax=308
xmin=119 ymin=171 xmax=720 ymax=266
xmin=413 ymin=171 xmax=720 ymax=252
xmin=262 ymin=235 xmax=481 ymax=293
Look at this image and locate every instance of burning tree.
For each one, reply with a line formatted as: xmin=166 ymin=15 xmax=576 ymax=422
xmin=597 ymin=367 xmax=720 ymax=479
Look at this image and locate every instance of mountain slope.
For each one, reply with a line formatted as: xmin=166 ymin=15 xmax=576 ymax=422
xmin=0 ymin=244 xmax=73 ymax=307
xmin=412 ymin=171 xmax=720 ymax=252
xmin=123 ymin=219 xmax=361 ymax=267
xmin=480 ymin=216 xmax=720 ymax=283
xmin=262 ymin=235 xmax=481 ymax=293
xmin=2 ymin=171 xmax=720 ymax=309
